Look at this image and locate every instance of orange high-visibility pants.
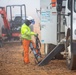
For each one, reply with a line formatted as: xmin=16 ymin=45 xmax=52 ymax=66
xmin=22 ymin=39 xmax=36 ymax=63
xmin=22 ymin=39 xmax=30 ymax=63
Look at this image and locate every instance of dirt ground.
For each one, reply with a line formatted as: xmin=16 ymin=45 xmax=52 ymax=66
xmin=0 ymin=43 xmax=76 ymax=75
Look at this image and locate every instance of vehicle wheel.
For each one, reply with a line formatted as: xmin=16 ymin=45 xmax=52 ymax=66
xmin=66 ymin=39 xmax=76 ymax=70
xmin=66 ymin=29 xmax=76 ymax=70
xmin=66 ymin=52 xmax=76 ymax=70
xmin=47 ymin=44 xmax=56 ymax=54
xmin=44 ymin=44 xmax=63 ymax=59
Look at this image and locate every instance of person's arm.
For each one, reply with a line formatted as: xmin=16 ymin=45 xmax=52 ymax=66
xmin=23 ymin=27 xmax=37 ymax=36
xmin=31 ymin=31 xmax=36 ymax=35
xmin=25 ymin=31 xmax=36 ymax=36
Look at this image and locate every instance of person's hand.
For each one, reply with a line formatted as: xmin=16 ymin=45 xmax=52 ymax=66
xmin=34 ymin=33 xmax=38 ymax=37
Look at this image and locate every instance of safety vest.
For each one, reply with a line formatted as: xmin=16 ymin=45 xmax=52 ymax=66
xmin=21 ymin=23 xmax=36 ymax=40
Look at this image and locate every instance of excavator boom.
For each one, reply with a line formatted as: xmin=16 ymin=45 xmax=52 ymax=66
xmin=0 ymin=7 xmax=10 ymax=29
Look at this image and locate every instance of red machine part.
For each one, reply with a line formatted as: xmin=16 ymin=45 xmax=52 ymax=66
xmin=0 ymin=7 xmax=10 ymax=30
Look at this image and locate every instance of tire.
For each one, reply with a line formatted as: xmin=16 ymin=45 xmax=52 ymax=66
xmin=66 ymin=38 xmax=76 ymax=70
xmin=66 ymin=53 xmax=76 ymax=70
xmin=66 ymin=29 xmax=76 ymax=70
xmin=44 ymin=44 xmax=63 ymax=59
xmin=47 ymin=44 xmax=56 ymax=54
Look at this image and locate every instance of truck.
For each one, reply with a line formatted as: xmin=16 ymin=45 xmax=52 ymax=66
xmin=38 ymin=0 xmax=76 ymax=70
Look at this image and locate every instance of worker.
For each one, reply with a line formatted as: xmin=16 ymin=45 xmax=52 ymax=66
xmin=21 ymin=16 xmax=38 ymax=64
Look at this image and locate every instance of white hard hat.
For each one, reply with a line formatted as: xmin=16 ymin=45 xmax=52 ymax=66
xmin=26 ymin=16 xmax=33 ymax=20
xmin=26 ymin=16 xmax=35 ymax=25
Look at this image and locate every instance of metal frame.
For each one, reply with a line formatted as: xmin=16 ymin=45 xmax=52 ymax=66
xmin=6 ymin=4 xmax=26 ymax=22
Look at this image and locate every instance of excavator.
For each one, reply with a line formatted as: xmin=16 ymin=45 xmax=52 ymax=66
xmin=0 ymin=4 xmax=26 ymax=47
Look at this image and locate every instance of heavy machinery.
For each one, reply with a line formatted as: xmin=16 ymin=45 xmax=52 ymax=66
xmin=0 ymin=4 xmax=26 ymax=47
xmin=39 ymin=0 xmax=76 ymax=70
xmin=6 ymin=4 xmax=26 ymax=40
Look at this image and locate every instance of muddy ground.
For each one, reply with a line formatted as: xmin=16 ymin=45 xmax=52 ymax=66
xmin=0 ymin=43 xmax=76 ymax=75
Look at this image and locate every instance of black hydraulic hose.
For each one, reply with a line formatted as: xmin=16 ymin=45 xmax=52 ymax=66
xmin=35 ymin=35 xmax=41 ymax=49
xmin=35 ymin=35 xmax=42 ymax=57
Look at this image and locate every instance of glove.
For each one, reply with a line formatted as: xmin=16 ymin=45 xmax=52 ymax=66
xmin=34 ymin=33 xmax=38 ymax=37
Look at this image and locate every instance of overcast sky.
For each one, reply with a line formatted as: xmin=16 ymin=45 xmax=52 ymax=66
xmin=0 ymin=0 xmax=40 ymax=26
